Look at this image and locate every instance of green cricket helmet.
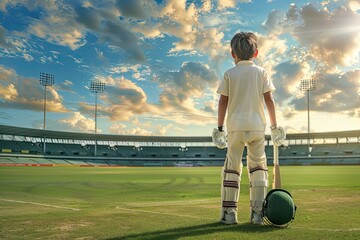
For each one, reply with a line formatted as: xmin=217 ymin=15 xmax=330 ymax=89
xmin=262 ymin=189 xmax=297 ymax=227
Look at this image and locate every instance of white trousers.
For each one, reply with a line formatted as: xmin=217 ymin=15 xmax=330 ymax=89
xmin=221 ymin=131 xmax=267 ymax=216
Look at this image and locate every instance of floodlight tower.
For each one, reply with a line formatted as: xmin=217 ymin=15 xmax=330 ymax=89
xmin=300 ymin=79 xmax=316 ymax=157
xmin=89 ymin=80 xmax=105 ymax=156
xmin=39 ymin=72 xmax=55 ymax=154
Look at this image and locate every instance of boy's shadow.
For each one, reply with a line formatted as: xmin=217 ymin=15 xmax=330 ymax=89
xmin=108 ymin=222 xmax=279 ymax=240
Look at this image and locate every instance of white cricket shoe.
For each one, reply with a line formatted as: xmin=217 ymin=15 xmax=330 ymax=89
xmin=252 ymin=212 xmax=264 ymax=225
xmin=220 ymin=211 xmax=238 ymax=225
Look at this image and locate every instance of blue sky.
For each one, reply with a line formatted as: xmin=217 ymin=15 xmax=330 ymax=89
xmin=0 ymin=0 xmax=359 ymax=136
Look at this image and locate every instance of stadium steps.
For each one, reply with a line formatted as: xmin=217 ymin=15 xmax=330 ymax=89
xmin=31 ymin=158 xmax=54 ymax=164
xmin=65 ymin=160 xmax=91 ymax=165
xmin=0 ymin=157 xmax=17 ymax=164
xmin=106 ymin=160 xmax=127 ymax=166
xmin=85 ymin=160 xmax=109 ymax=166
xmin=48 ymin=159 xmax=72 ymax=165
xmin=12 ymin=157 xmax=38 ymax=164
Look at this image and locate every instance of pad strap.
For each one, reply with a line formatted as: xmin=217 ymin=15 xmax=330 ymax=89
xmin=221 ymin=168 xmax=241 ymax=209
xmin=249 ymin=167 xmax=268 ymax=174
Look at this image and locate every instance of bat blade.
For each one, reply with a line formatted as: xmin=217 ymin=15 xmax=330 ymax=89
xmin=272 ymin=145 xmax=282 ymax=189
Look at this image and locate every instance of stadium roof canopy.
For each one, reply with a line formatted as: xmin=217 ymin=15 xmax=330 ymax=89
xmin=0 ymin=125 xmax=359 ymax=143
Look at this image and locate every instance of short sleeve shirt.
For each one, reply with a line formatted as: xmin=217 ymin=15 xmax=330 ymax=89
xmin=216 ymin=61 xmax=275 ymax=132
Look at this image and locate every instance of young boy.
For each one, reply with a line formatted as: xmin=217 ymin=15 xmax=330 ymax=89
xmin=212 ymin=32 xmax=285 ymax=225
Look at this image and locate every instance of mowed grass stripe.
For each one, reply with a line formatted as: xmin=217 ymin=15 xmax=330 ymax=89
xmin=115 ymin=206 xmax=214 ymax=220
xmin=0 ymin=165 xmax=359 ymax=240
xmin=0 ymin=198 xmax=80 ymax=211
xmin=121 ymin=198 xmax=219 ymax=207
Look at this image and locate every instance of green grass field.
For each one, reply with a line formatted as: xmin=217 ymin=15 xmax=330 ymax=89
xmin=0 ymin=165 xmax=359 ymax=239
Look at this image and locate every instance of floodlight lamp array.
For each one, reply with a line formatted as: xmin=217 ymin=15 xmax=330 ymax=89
xmin=89 ymin=80 xmax=106 ymax=93
xmin=300 ymin=79 xmax=316 ymax=91
xmin=39 ymin=72 xmax=55 ymax=86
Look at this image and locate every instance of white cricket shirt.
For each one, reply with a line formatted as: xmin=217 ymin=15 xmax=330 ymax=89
xmin=217 ymin=61 xmax=275 ymax=132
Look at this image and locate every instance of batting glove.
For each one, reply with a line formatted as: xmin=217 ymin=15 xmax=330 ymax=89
xmin=271 ymin=126 xmax=286 ymax=146
xmin=212 ymin=128 xmax=227 ymax=149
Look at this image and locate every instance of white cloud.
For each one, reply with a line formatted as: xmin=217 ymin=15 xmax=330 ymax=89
xmin=1 ymin=0 xmax=358 ymax=135
xmin=128 ymin=0 xmax=227 ymax=62
xmin=293 ymin=3 xmax=360 ymax=67
xmin=109 ymin=64 xmax=141 ymax=74
xmin=217 ymin=0 xmax=252 ymax=10
xmin=217 ymin=0 xmax=237 ymax=10
xmin=80 ymin=76 xmax=148 ymax=121
xmin=109 ymin=120 xmax=172 ymax=136
xmin=260 ymin=2 xmax=360 ymax=121
xmin=291 ymin=70 xmax=360 ymax=113
xmin=132 ymin=22 xmax=164 ymax=39
xmin=255 ymin=33 xmax=288 ymax=77
xmin=348 ymin=0 xmax=360 ymax=12
xmin=0 ymin=25 xmax=15 ymax=50
xmin=28 ymin=16 xmax=87 ymax=51
xmin=115 ymin=0 xmax=155 ymax=19
xmin=201 ymin=0 xmax=213 ymax=12
xmin=57 ymin=80 xmax=75 ymax=94
xmin=0 ymin=0 xmax=19 ymax=12
xmin=79 ymin=61 xmax=219 ymax=126
xmin=0 ymin=65 xmax=68 ymax=113
xmin=68 ymin=55 xmax=82 ymax=64
xmin=263 ymin=3 xmax=360 ymax=68
xmin=59 ymin=112 xmax=95 ymax=133
xmin=0 ymin=83 xmax=18 ymax=100
xmin=153 ymin=61 xmax=219 ymax=125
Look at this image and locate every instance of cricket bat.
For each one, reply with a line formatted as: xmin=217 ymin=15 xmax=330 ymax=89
xmin=272 ymin=145 xmax=281 ymax=189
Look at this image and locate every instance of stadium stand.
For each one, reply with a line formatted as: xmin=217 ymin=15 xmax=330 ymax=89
xmin=116 ymin=146 xmax=139 ymax=157
xmin=338 ymin=143 xmax=360 ymax=155
xmin=280 ymin=145 xmax=309 ymax=156
xmin=17 ymin=141 xmax=43 ymax=154
xmin=0 ymin=124 xmax=359 ymax=166
xmin=311 ymin=144 xmax=339 ymax=156
xmin=62 ymin=144 xmax=89 ymax=156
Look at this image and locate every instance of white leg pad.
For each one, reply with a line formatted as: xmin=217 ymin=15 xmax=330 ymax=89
xmin=220 ymin=167 xmax=241 ymax=219
xmin=249 ymin=169 xmax=268 ymax=214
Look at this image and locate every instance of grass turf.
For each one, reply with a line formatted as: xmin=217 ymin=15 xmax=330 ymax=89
xmin=0 ymin=165 xmax=359 ymax=239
